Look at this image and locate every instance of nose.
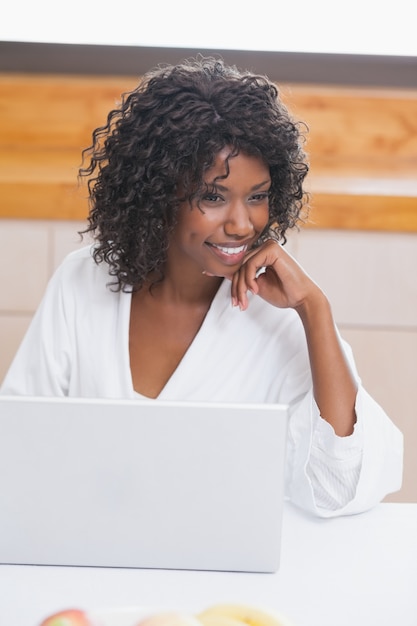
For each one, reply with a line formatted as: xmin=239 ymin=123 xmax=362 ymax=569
xmin=224 ymin=200 xmax=254 ymax=238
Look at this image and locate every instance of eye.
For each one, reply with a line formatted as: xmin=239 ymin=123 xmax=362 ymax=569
xmin=202 ymin=193 xmax=223 ymax=203
xmin=250 ymin=191 xmax=270 ymax=202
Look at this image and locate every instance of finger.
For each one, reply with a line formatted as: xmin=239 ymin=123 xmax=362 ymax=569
xmin=234 ymin=263 xmax=257 ymax=310
xmin=230 ymin=270 xmax=240 ymax=307
xmin=232 ymin=240 xmax=280 ymax=309
xmin=231 ymin=269 xmax=248 ymax=310
xmin=237 ymin=250 xmax=271 ymax=299
xmin=230 ymin=250 xmax=258 ymax=307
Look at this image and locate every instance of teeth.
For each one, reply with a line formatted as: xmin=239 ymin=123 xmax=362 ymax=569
xmin=211 ymin=244 xmax=247 ymax=255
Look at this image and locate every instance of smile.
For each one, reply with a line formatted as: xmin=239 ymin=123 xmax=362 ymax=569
xmin=205 ymin=241 xmax=251 ymax=267
xmin=208 ymin=243 xmax=248 ymax=256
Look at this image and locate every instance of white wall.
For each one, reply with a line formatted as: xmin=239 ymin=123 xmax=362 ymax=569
xmin=0 ymin=218 xmax=416 ymax=503
xmin=2 ymin=0 xmax=416 ymax=56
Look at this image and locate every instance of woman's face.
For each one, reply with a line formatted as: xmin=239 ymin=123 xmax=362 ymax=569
xmin=168 ymin=148 xmax=271 ymax=279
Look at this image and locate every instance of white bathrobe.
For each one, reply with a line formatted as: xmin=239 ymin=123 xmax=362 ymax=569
xmin=1 ymin=245 xmax=403 ymax=517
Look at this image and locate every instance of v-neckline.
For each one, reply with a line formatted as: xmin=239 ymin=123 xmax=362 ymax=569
xmin=126 ymin=279 xmax=228 ymax=400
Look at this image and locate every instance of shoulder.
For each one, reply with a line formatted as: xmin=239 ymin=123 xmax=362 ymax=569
xmin=56 ymin=244 xmax=98 ymax=273
xmin=39 ymin=244 xmax=130 ymax=329
xmin=52 ymin=244 xmax=108 ymax=287
xmin=44 ymin=244 xmax=121 ymax=310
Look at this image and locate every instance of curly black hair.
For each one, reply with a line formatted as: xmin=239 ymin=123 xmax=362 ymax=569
xmin=79 ymin=55 xmax=309 ymax=292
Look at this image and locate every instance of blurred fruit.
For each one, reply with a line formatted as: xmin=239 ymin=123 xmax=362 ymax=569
xmin=39 ymin=608 xmax=91 ymax=626
xmin=198 ymin=604 xmax=295 ymax=626
xmin=197 ymin=615 xmax=245 ymax=626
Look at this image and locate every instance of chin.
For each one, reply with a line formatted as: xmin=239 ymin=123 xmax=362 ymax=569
xmin=204 ymin=267 xmax=235 ymax=280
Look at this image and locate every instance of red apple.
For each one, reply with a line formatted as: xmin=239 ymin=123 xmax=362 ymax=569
xmin=39 ymin=608 xmax=92 ymax=626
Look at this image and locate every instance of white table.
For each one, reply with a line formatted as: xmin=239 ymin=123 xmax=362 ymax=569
xmin=1 ymin=502 xmax=416 ymax=626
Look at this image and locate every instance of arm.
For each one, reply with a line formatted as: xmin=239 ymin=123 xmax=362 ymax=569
xmin=296 ymin=291 xmax=357 ymax=436
xmin=0 ymin=260 xmax=73 ymax=397
xmin=231 ymin=239 xmax=357 ymax=436
xmin=232 ymin=239 xmax=403 ymax=514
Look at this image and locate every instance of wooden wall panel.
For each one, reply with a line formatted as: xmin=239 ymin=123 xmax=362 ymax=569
xmin=281 ymin=85 xmax=417 ymax=161
xmin=1 ymin=74 xmax=416 ymax=230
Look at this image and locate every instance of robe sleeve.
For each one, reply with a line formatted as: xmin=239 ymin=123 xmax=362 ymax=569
xmin=286 ymin=386 xmax=404 ymax=517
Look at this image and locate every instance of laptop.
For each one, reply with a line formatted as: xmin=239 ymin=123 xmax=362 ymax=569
xmin=0 ymin=395 xmax=289 ymax=573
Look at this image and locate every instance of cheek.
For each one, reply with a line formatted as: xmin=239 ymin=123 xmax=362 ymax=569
xmin=184 ymin=208 xmax=221 ymax=234
xmin=173 ymin=209 xmax=213 ymax=249
xmin=253 ymin=206 xmax=270 ymax=231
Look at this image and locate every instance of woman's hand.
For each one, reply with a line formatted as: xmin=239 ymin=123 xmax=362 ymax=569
xmin=231 ymin=239 xmax=322 ymax=312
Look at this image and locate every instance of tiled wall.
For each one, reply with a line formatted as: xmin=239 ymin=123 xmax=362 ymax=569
xmin=1 ymin=218 xmax=416 ymax=503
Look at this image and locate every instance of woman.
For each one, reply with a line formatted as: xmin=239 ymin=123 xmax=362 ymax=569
xmin=1 ymin=57 xmax=403 ymax=516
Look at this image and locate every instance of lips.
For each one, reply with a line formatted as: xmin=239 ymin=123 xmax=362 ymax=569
xmin=205 ymin=241 xmax=250 ymax=265
xmin=210 ymin=243 xmax=248 ymax=255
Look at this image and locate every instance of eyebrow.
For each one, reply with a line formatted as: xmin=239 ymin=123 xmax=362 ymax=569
xmin=210 ymin=179 xmax=271 ymax=191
